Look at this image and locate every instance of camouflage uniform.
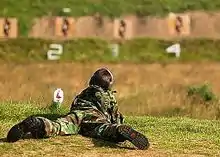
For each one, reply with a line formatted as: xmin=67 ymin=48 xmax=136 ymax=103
xmin=37 ymin=85 xmax=124 ymax=142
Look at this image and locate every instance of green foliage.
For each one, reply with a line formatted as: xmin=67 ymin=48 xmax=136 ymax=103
xmin=1 ymin=0 xmax=220 ymax=35
xmin=49 ymin=101 xmax=62 ymax=112
xmin=1 ymin=38 xmax=220 ymax=63
xmin=187 ymin=83 xmax=217 ymax=103
xmin=184 ymin=84 xmax=220 ymax=119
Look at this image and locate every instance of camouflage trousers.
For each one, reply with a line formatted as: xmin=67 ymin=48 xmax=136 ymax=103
xmin=38 ymin=112 xmax=125 ymax=143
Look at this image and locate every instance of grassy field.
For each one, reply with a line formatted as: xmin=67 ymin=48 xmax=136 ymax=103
xmin=1 ymin=42 xmax=220 ymax=156
xmin=1 ymin=1 xmax=220 ymax=156
xmin=1 ymin=0 xmax=220 ymax=35
xmin=0 ymin=61 xmax=220 ymax=156
xmin=1 ymin=38 xmax=220 ymax=63
xmin=1 ymin=62 xmax=220 ymax=119
xmin=0 ymin=102 xmax=220 ymax=156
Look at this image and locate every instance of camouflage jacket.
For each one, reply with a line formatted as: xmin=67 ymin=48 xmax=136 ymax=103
xmin=70 ymin=85 xmax=123 ymax=124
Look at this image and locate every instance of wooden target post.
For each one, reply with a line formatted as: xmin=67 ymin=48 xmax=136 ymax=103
xmin=113 ymin=18 xmax=133 ymax=40
xmin=167 ymin=13 xmax=191 ymax=36
xmin=0 ymin=18 xmax=18 ymax=38
xmin=54 ymin=17 xmax=75 ymax=38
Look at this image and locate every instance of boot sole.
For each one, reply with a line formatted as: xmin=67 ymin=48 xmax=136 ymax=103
xmin=7 ymin=123 xmax=25 ymax=142
xmin=118 ymin=125 xmax=150 ymax=150
xmin=7 ymin=116 xmax=40 ymax=142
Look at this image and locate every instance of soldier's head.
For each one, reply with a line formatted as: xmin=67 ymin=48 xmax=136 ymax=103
xmin=89 ymin=68 xmax=114 ymax=90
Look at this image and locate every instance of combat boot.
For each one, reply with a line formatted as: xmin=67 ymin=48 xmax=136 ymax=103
xmin=7 ymin=116 xmax=46 ymax=142
xmin=117 ymin=124 xmax=150 ymax=150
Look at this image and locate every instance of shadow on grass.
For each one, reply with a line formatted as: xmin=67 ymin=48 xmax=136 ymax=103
xmin=1 ymin=112 xmax=135 ymax=150
xmin=0 ymin=136 xmax=135 ymax=150
xmin=0 ymin=133 xmax=35 ymax=143
xmin=0 ymin=138 xmax=6 ymax=142
xmin=91 ymin=138 xmax=135 ymax=150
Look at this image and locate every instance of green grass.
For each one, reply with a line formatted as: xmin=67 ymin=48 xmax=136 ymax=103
xmin=1 ymin=38 xmax=220 ymax=63
xmin=128 ymin=116 xmax=220 ymax=156
xmin=1 ymin=0 xmax=220 ymax=35
xmin=0 ymin=102 xmax=220 ymax=156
